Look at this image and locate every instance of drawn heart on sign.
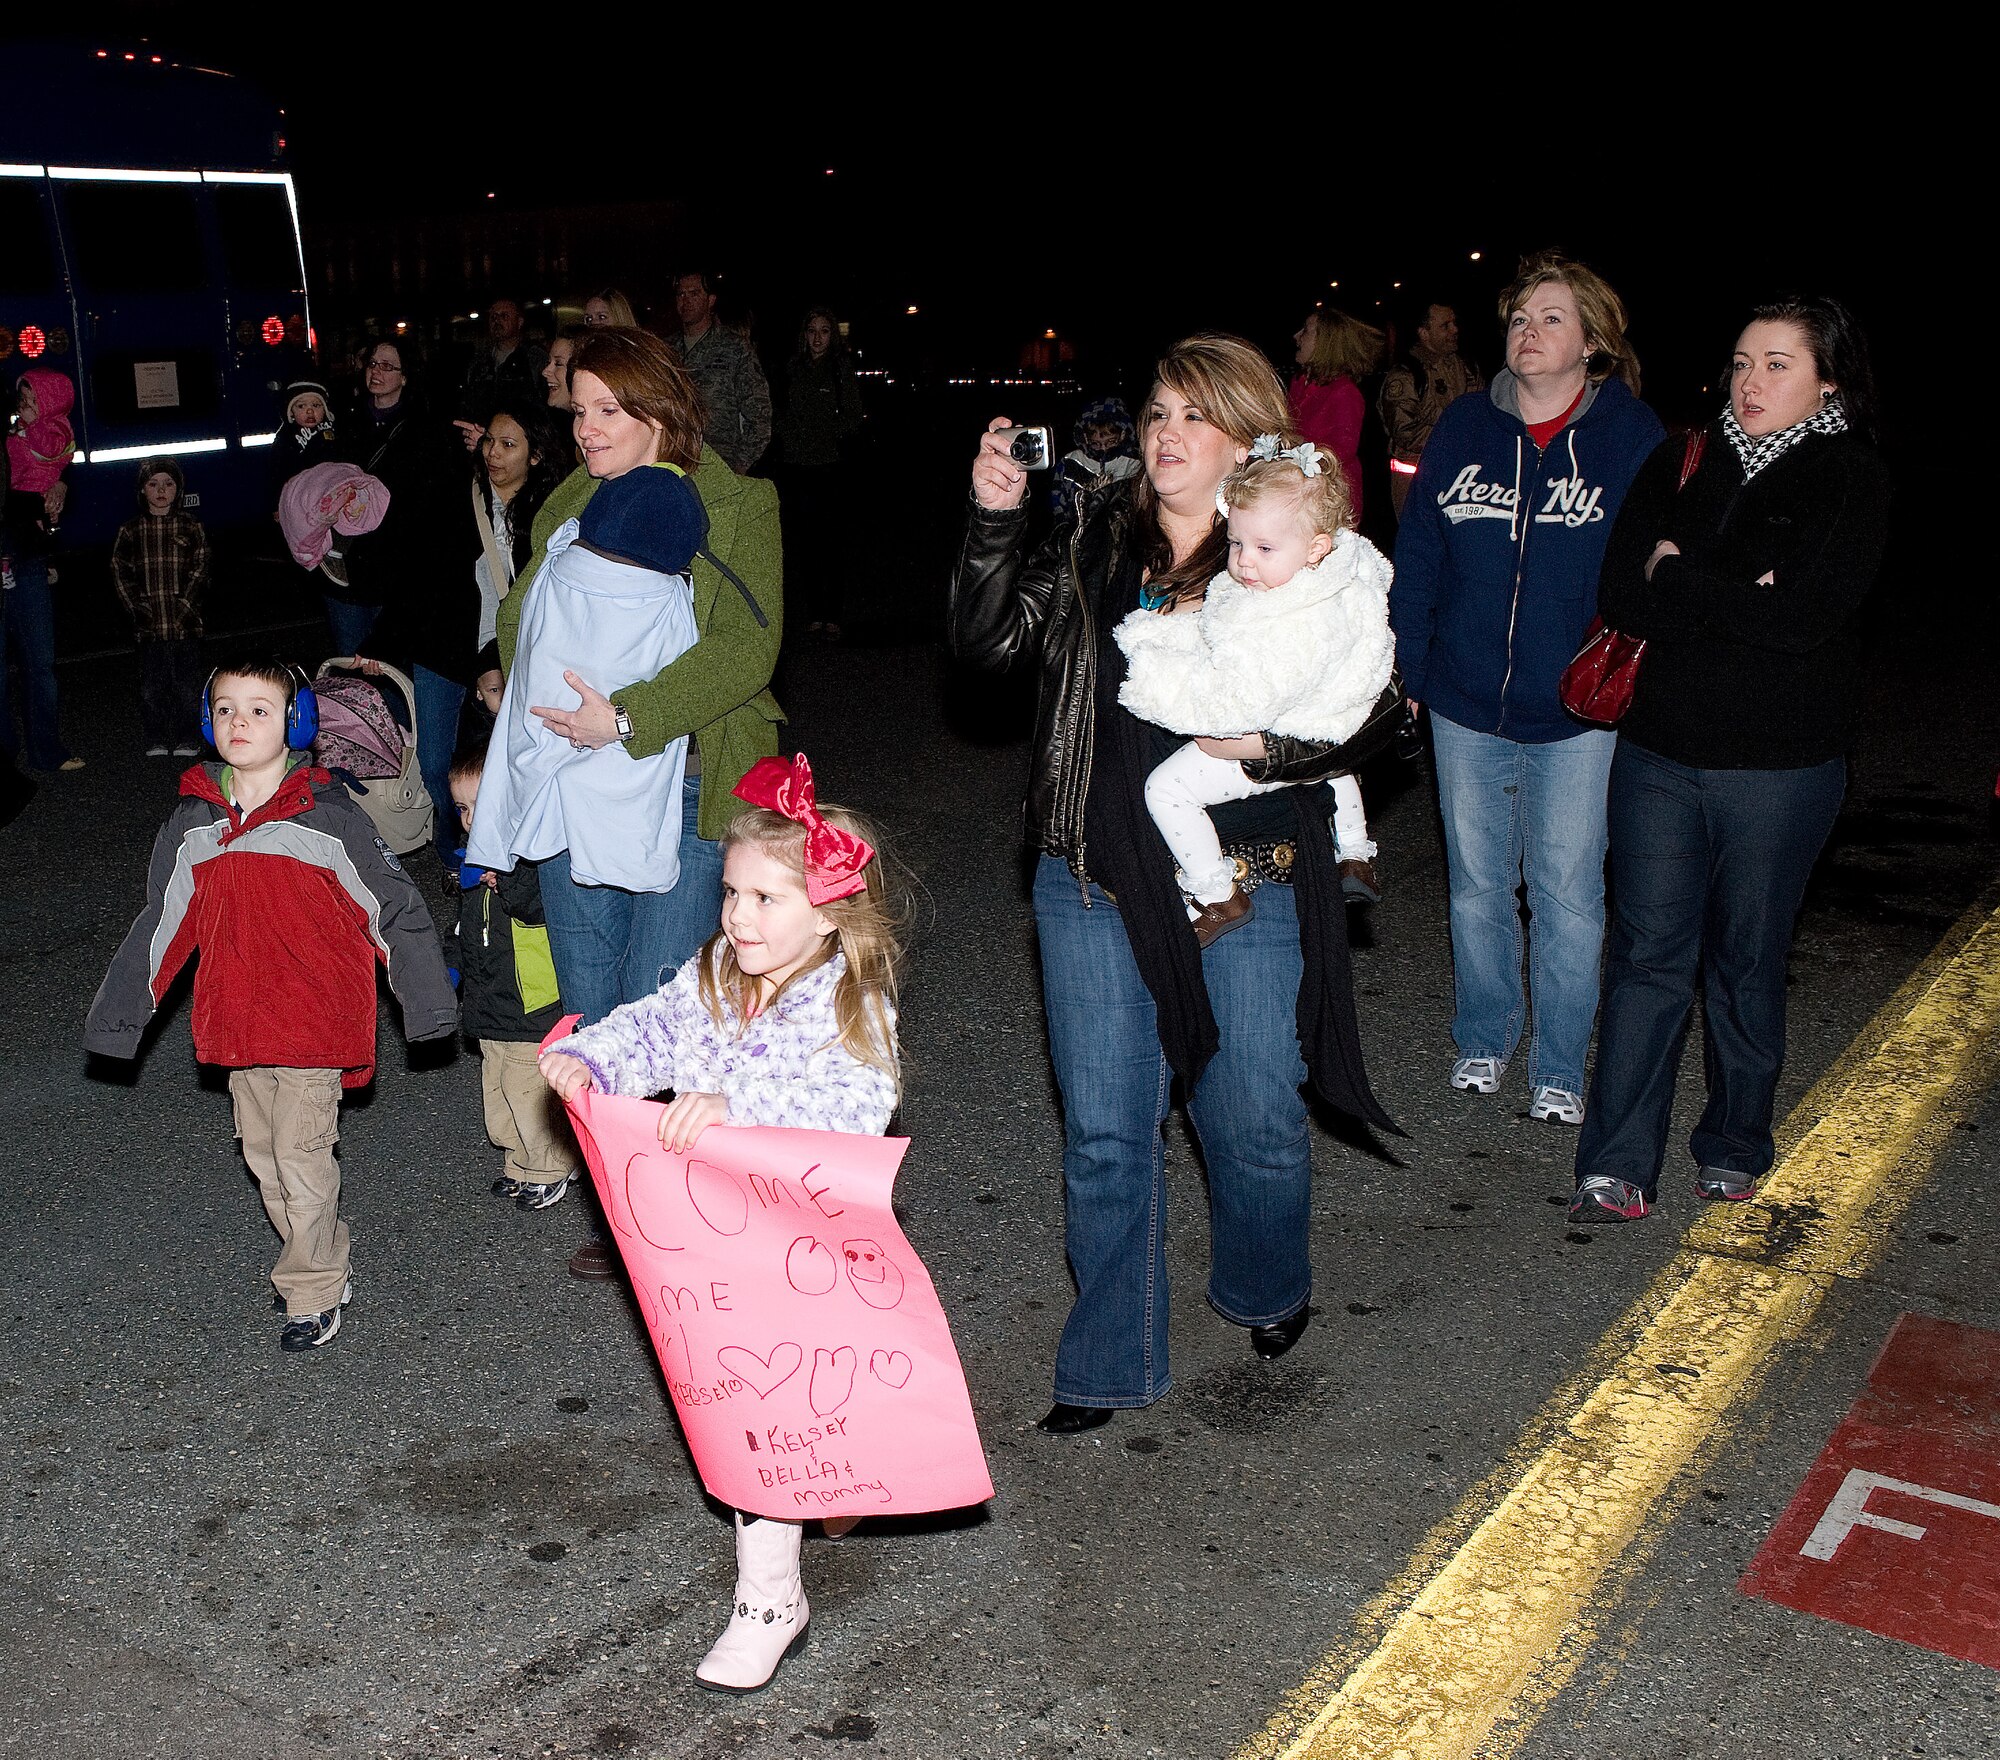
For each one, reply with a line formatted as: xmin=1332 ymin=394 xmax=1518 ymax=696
xmin=716 ymin=1342 xmax=804 ymax=1399
xmin=869 ymin=1350 xmax=913 ymax=1389
xmin=810 ymin=1345 xmax=858 ymax=1416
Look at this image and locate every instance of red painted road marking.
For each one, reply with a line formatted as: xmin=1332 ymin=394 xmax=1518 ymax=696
xmin=1741 ymin=1313 xmax=2000 ymax=1668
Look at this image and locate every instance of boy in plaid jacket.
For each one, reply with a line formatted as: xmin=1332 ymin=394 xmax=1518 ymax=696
xmin=110 ymin=458 xmax=209 ymax=758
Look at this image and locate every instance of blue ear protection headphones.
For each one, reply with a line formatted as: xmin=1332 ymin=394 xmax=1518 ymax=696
xmin=199 ymin=665 xmax=320 ymax=752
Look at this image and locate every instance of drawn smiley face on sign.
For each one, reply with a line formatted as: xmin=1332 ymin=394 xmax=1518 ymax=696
xmin=840 ymin=1238 xmax=906 ymax=1310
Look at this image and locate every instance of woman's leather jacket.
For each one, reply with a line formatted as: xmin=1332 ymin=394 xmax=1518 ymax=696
xmin=949 ymin=478 xmax=1404 ymax=868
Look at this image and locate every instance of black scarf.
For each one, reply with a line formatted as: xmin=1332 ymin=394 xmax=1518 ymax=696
xmin=1080 ymin=536 xmax=1397 ymax=1133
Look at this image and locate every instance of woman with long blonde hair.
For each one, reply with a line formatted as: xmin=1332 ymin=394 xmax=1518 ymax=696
xmin=952 ymin=334 xmax=1399 ymax=1432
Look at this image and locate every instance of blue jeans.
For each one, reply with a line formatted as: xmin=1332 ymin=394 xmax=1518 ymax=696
xmin=323 ymin=597 xmax=381 ymax=657
xmin=0 ymin=555 xmax=72 ymax=769
xmin=1576 ymin=744 xmax=1844 ymax=1196
xmin=1430 ymin=712 xmax=1616 ymax=1094
xmin=539 ymin=776 xmax=723 ymax=1024
xmin=412 ymin=664 xmax=467 ymax=864
xmin=1032 ymin=854 xmax=1312 ymax=1409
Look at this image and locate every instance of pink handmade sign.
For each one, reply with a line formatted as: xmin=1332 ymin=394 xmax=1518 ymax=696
xmin=562 ymin=1077 xmax=995 ymax=1521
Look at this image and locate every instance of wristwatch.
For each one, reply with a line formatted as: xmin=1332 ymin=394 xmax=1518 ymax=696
xmin=613 ymin=704 xmax=634 ymax=742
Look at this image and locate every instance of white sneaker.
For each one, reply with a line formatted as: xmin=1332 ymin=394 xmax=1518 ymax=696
xmin=1529 ymin=1085 xmax=1586 ymax=1125
xmin=1450 ymin=1056 xmax=1509 ymax=1094
xmin=696 ymin=1514 xmax=809 ymax=1693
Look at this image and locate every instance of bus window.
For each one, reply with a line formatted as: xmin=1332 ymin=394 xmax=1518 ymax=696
xmin=213 ymin=183 xmax=303 ymax=292
xmin=62 ymin=182 xmax=204 ymax=293
xmin=0 ymin=185 xmax=57 ymax=296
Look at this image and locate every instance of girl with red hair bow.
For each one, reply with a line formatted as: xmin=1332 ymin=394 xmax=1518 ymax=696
xmin=538 ymin=753 xmax=908 ymax=1693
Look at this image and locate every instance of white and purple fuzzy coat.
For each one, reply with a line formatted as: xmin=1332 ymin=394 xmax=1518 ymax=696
xmin=1114 ymin=527 xmax=1396 ymax=742
xmin=548 ymin=948 xmax=897 ymax=1136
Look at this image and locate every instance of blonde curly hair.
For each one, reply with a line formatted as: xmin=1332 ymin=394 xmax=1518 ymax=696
xmin=1220 ymin=448 xmax=1356 ymax=536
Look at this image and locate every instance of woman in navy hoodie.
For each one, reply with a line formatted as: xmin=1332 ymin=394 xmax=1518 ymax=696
xmin=1568 ymin=298 xmax=1889 ymax=1224
xmin=1391 ymin=253 xmax=1663 ymax=1124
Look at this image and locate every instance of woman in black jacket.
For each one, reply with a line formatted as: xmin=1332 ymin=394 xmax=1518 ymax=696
xmin=364 ymin=395 xmax=563 ymax=867
xmin=1569 ymin=296 xmax=1891 ymax=1225
xmin=775 ymin=307 xmax=865 ymax=640
xmin=952 ymin=334 xmax=1400 ymax=1432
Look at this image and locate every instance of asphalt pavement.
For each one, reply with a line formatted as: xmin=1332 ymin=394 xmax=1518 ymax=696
xmin=3 ymin=600 xmax=1995 ymax=1760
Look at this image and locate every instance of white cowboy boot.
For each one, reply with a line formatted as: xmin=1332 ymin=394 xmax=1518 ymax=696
xmin=695 ymin=1514 xmax=809 ymax=1693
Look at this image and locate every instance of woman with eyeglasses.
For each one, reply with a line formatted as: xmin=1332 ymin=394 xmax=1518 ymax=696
xmin=327 ymin=337 xmax=459 ymax=658
xmin=1567 ymin=296 xmax=1890 ymax=1226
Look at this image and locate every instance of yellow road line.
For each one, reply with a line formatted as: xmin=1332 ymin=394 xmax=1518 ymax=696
xmin=1237 ymin=900 xmax=2000 ymax=1760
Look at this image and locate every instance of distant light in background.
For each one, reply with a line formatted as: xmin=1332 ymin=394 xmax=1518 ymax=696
xmin=906 ymin=305 xmax=919 ymax=315
xmin=1044 ymin=329 xmax=1056 ymax=339
xmin=1469 ymin=251 xmax=1482 ymax=261
xmin=1393 ymin=281 xmax=1402 ymax=289
xmin=486 ymin=191 xmax=496 ymax=199
xmin=260 ymin=315 xmax=285 ymax=345
xmin=395 ymin=321 xmax=407 ymax=333
xmin=19 ymin=325 xmax=47 ymax=359
xmin=468 ymin=311 xmax=479 ymax=319
xmin=1329 ymin=281 xmax=1339 ymax=289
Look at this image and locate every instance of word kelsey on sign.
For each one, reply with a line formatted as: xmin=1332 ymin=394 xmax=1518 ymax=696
xmin=563 ymin=1076 xmax=994 ymax=1522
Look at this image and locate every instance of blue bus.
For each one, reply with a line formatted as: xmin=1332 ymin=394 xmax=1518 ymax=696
xmin=0 ymin=43 xmax=311 ymax=549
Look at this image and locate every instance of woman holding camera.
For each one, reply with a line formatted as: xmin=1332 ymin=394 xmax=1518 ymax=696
xmin=952 ymin=333 xmax=1397 ymax=1432
xmin=1568 ymin=297 xmax=1890 ymax=1225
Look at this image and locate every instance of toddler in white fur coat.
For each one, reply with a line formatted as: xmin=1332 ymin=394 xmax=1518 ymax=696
xmin=1115 ymin=439 xmax=1394 ymax=945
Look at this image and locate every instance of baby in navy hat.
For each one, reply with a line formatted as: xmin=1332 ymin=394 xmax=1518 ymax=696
xmin=466 ymin=465 xmax=708 ymax=894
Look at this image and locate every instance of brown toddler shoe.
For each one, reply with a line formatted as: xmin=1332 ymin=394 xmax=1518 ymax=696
xmin=1188 ymin=885 xmax=1253 ymax=949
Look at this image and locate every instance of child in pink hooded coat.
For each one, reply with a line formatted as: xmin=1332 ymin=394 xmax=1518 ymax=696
xmin=7 ymin=369 xmax=77 ymax=500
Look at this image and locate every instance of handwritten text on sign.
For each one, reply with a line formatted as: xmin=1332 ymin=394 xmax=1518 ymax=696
xmin=564 ymin=1083 xmax=994 ymax=1522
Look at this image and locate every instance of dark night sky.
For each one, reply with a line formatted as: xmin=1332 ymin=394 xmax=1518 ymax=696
xmin=23 ymin=14 xmax=1940 ymax=443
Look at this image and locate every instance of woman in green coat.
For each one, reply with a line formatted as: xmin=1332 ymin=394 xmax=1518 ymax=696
xmin=494 ymin=326 xmax=784 ymax=1020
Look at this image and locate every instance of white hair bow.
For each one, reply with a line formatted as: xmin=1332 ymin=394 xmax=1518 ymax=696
xmin=1248 ymin=434 xmax=1324 ymax=477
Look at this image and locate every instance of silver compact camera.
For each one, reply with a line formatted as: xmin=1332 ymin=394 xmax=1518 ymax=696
xmin=995 ymin=425 xmax=1053 ymax=470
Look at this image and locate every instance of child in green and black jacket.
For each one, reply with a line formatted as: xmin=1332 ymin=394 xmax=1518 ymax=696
xmin=448 ymin=745 xmax=575 ymax=1210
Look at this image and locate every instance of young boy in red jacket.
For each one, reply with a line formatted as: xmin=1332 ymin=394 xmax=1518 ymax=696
xmin=86 ymin=661 xmax=458 ymax=1351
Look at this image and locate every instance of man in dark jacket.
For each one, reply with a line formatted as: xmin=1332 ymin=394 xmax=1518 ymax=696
xmin=459 ymin=297 xmax=548 ymax=419
xmin=1390 ymin=256 xmax=1664 ymax=1127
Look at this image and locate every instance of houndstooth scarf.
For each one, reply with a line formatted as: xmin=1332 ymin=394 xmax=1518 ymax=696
xmin=1722 ymin=395 xmax=1848 ymax=480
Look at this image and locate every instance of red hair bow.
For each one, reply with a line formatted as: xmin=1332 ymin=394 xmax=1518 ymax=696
xmin=731 ymin=754 xmax=875 ymax=905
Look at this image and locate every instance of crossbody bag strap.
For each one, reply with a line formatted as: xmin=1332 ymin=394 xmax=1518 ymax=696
xmin=472 ymin=480 xmax=515 ymax=597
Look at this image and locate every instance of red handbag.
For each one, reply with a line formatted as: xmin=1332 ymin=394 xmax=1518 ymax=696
xmin=1559 ymin=429 xmax=1708 ymax=726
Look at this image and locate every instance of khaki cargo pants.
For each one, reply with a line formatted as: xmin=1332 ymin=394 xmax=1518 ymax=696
xmin=228 ymin=1066 xmax=349 ymax=1318
xmin=480 ymin=1039 xmax=575 ymax=1187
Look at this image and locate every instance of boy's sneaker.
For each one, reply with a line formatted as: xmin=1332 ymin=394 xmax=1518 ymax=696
xmin=1451 ymin=1056 xmax=1509 ymax=1094
xmin=1529 ymin=1085 xmax=1586 ymax=1125
xmin=1568 ymin=1177 xmax=1652 ymax=1224
xmin=516 ymin=1174 xmax=573 ymax=1212
xmin=145 ymin=744 xmax=171 ymax=758
xmin=1695 ymin=1166 xmax=1757 ymax=1202
xmin=491 ymin=1176 xmax=526 ymax=1201
xmin=280 ymin=1307 xmax=342 ymax=1351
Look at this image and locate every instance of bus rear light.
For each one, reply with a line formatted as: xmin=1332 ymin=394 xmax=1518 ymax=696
xmin=19 ymin=325 xmax=47 ymax=359
xmin=261 ymin=316 xmax=285 ymax=345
